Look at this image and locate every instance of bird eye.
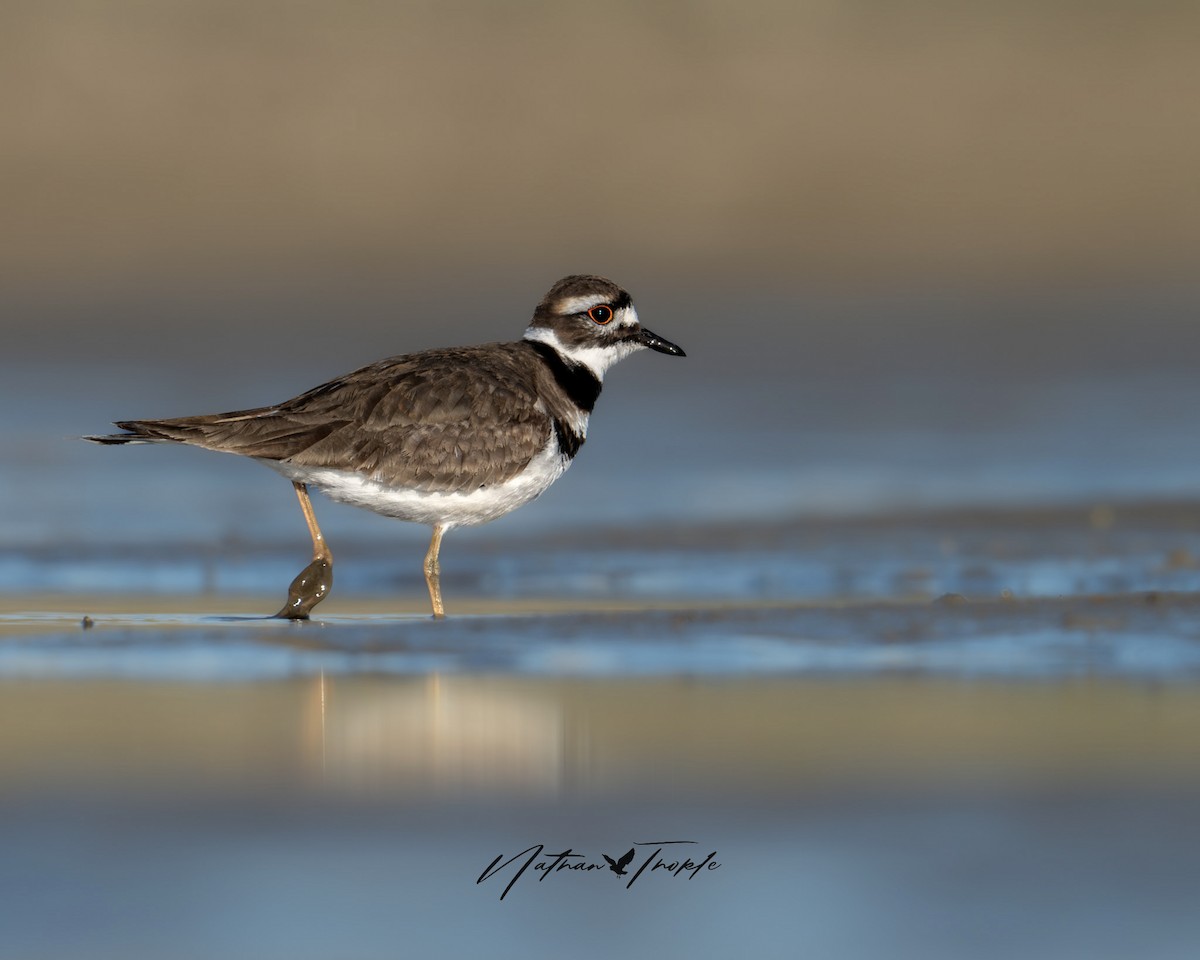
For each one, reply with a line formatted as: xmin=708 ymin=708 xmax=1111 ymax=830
xmin=587 ymin=305 xmax=614 ymax=325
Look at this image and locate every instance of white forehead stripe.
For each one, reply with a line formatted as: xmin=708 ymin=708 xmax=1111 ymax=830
xmin=556 ymin=294 xmax=613 ymax=315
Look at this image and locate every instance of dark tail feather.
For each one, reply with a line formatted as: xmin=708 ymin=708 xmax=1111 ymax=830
xmin=83 ymin=411 xmax=331 ymax=459
xmin=85 ymin=433 xmax=145 ymax=445
xmin=84 ymin=420 xmax=189 ymax=445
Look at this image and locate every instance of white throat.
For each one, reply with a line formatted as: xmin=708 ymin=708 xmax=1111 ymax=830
xmin=523 ymin=323 xmax=643 ymax=381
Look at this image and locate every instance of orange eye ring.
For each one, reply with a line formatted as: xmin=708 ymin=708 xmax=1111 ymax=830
xmin=587 ymin=304 xmax=614 ymax=325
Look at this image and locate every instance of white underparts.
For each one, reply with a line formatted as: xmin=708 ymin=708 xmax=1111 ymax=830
xmin=262 ymin=435 xmax=573 ymax=529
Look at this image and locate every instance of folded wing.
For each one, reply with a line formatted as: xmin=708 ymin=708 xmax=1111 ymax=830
xmin=87 ymin=346 xmax=553 ymax=493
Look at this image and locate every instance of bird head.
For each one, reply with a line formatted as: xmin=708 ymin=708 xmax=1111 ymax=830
xmin=523 ymin=275 xmax=685 ymax=379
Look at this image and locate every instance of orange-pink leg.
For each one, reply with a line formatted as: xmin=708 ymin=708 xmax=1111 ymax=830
xmin=275 ymin=482 xmax=333 ymax=619
xmin=424 ymin=524 xmax=446 ymax=619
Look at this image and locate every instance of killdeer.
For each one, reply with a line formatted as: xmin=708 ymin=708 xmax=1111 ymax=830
xmin=87 ymin=275 xmax=685 ymax=618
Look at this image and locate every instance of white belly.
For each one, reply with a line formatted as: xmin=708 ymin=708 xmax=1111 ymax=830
xmin=261 ymin=437 xmax=571 ymax=529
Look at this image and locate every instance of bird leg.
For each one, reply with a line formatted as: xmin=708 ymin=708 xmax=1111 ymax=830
xmin=275 ymin=482 xmax=333 ymax=620
xmin=424 ymin=524 xmax=446 ymax=619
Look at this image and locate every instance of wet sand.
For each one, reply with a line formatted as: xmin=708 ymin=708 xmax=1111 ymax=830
xmin=4 ymin=579 xmax=1200 ymax=681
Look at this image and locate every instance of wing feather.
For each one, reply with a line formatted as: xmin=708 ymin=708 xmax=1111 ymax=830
xmin=106 ymin=344 xmax=554 ymax=492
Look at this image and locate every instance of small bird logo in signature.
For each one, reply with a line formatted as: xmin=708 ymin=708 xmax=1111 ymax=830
xmin=603 ymin=848 xmax=636 ymax=876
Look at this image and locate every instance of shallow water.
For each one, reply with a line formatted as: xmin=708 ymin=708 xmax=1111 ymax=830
xmin=2 ymin=671 xmax=1200 ymax=960
xmin=5 ymin=547 xmax=1200 ymax=959
xmin=5 ymin=590 xmax=1200 ymax=682
xmin=8 ymin=330 xmax=1200 ymax=957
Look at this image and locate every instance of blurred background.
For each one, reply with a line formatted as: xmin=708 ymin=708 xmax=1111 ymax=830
xmin=4 ymin=0 xmax=1198 ymax=295
xmin=4 ymin=0 xmax=1200 ymax=552
xmin=4 ymin=2 xmax=1200 ymax=958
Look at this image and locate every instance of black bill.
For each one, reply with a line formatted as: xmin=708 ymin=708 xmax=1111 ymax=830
xmin=636 ymin=328 xmax=686 ymax=357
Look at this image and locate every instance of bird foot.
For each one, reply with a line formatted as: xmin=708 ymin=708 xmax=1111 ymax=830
xmin=274 ymin=557 xmax=333 ymax=620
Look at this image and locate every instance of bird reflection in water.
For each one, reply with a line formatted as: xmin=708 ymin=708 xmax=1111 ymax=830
xmin=301 ymin=675 xmax=566 ymax=799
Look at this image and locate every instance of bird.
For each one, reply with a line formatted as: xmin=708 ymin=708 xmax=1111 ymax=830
xmin=86 ymin=275 xmax=686 ymax=619
xmin=603 ymin=848 xmax=636 ymax=876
